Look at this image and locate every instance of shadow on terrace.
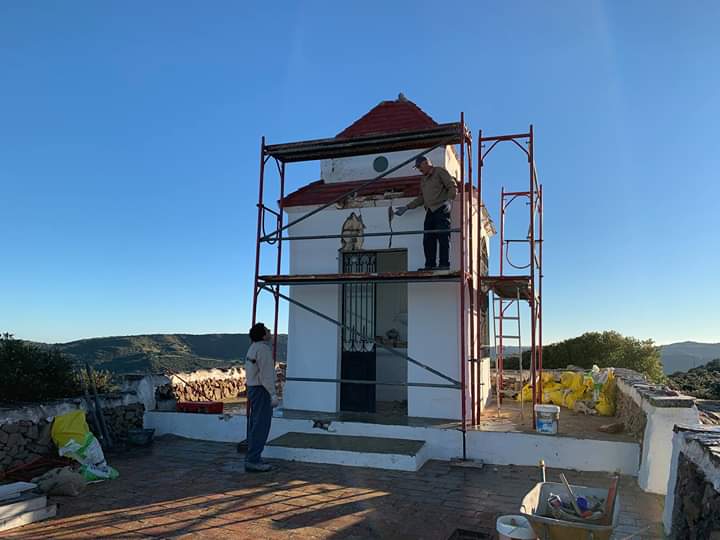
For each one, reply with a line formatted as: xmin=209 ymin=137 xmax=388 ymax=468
xmin=4 ymin=436 xmax=664 ymax=540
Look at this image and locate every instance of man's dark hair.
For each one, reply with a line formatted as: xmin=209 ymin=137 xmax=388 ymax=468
xmin=249 ymin=323 xmax=268 ymax=342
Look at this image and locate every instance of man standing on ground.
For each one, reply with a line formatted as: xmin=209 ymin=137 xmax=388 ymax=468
xmin=395 ymin=156 xmax=458 ymax=270
xmin=244 ymin=322 xmax=279 ymax=472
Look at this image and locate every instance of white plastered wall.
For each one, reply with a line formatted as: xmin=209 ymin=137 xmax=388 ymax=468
xmin=284 ymin=145 xmax=488 ymax=419
xmin=616 ymin=378 xmax=701 ymax=495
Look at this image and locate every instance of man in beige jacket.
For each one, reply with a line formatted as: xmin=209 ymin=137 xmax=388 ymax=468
xmin=395 ymin=156 xmax=458 ymax=270
xmin=244 ymin=322 xmax=279 ymax=472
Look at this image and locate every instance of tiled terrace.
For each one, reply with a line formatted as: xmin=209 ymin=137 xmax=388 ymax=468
xmin=5 ymin=436 xmax=664 ymax=539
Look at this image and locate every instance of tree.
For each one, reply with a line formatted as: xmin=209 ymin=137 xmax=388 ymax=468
xmin=523 ymin=331 xmax=664 ymax=382
xmin=0 ymin=333 xmax=81 ymax=402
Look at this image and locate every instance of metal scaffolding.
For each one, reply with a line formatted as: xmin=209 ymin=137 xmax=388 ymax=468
xmin=478 ymin=127 xmax=544 ymax=424
xmin=250 ymin=114 xmax=543 ymax=454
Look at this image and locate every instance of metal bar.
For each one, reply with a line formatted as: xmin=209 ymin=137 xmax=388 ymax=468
xmin=459 ymin=113 xmax=467 ymax=446
xmin=502 ymin=191 xmax=531 ymax=197
xmin=491 ymin=292 xmax=501 ymax=418
xmin=272 ymin=160 xmax=286 ymax=362
xmin=538 ymin=182 xmax=544 ymax=403
xmin=251 ymin=136 xmax=266 ymax=325
xmin=477 ymin=128 xmax=483 ymax=424
xmin=478 ymin=132 xmax=531 ymax=143
xmin=498 ymin=185 xmax=505 ymax=402
xmin=261 ymin=140 xmax=454 ymax=241
xmin=468 ymin=132 xmax=476 ymax=427
xmin=260 ymin=204 xmax=281 ymax=218
xmin=264 ymin=123 xmax=463 ymax=162
xmin=259 ymin=273 xmax=462 ymax=286
xmin=528 ymin=125 xmax=537 ymax=423
xmin=515 ymin=289 xmax=524 ymax=420
xmin=286 ymin=377 xmax=460 ymax=389
xmin=272 ymin=228 xmax=461 ymax=242
xmin=261 ymin=285 xmax=460 ymax=386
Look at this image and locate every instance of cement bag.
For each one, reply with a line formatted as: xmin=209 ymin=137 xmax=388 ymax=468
xmin=546 ymin=389 xmax=567 ymax=407
xmin=560 ymin=371 xmax=591 ymax=393
xmin=32 ymin=466 xmax=86 ymax=496
xmin=539 ymin=381 xmax=560 ymax=405
xmin=51 ymin=410 xmax=119 ymax=482
xmin=516 ymin=383 xmax=533 ymax=402
xmin=596 ymin=370 xmax=617 ymax=416
xmin=595 ymin=394 xmax=615 ymax=416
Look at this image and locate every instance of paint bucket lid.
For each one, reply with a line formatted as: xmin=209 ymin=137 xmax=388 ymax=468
xmin=534 ymin=404 xmax=560 ymax=413
xmin=496 ymin=515 xmax=536 ymax=539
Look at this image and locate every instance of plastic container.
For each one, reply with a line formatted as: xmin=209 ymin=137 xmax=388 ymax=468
xmin=535 ymin=404 xmax=560 ymax=435
xmin=127 ymin=428 xmax=155 ymax=447
xmin=176 ymin=401 xmax=224 ymax=414
xmin=496 ymin=515 xmax=537 ymax=539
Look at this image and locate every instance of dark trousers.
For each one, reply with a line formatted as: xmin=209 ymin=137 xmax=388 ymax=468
xmin=423 ymin=205 xmax=451 ymax=268
xmin=246 ymin=385 xmax=272 ymax=464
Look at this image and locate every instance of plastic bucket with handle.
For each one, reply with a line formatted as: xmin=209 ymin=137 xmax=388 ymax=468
xmin=496 ymin=515 xmax=537 ymax=539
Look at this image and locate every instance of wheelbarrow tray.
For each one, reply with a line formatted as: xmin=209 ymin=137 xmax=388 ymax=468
xmin=520 ymin=481 xmax=619 ymax=540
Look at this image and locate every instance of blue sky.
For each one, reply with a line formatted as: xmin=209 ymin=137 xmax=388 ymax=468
xmin=1 ymin=1 xmax=718 ymax=345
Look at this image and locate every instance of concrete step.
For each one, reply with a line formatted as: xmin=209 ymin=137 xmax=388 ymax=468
xmin=264 ymin=432 xmax=428 ymax=471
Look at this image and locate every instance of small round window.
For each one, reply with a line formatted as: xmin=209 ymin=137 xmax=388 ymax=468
xmin=373 ymin=156 xmax=389 ymax=172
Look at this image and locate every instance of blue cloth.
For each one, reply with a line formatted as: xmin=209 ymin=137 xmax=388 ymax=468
xmin=246 ymin=385 xmax=272 ymax=464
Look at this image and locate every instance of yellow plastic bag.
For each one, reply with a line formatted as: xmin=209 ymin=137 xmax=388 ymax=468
xmin=596 ymin=371 xmax=617 ymax=416
xmin=51 ymin=410 xmax=118 ymax=481
xmin=596 ymin=394 xmax=615 ymax=416
xmin=51 ymin=410 xmax=90 ymax=449
xmin=517 ymin=383 xmax=533 ymax=402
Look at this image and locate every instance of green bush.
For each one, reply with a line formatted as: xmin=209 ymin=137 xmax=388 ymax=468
xmin=667 ymin=359 xmax=720 ymax=399
xmin=522 ymin=330 xmax=664 ymax=382
xmin=0 ymin=333 xmax=81 ymax=402
xmin=0 ymin=333 xmax=117 ymax=403
xmin=74 ymin=367 xmax=117 ymax=395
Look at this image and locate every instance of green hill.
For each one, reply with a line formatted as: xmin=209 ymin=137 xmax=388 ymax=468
xmin=43 ymin=333 xmax=287 ymax=374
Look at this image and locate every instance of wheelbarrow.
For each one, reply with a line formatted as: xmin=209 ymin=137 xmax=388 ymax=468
xmin=519 ymin=481 xmax=620 ymax=540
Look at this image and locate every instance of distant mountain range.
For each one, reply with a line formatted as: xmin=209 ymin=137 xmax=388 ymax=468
xmin=37 ymin=333 xmax=288 ymax=374
xmin=28 ymin=335 xmax=718 ymax=376
xmin=661 ymin=342 xmax=720 ymax=375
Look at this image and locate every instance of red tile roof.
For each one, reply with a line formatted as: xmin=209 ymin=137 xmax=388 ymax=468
xmin=336 ymin=96 xmax=438 ymax=139
xmin=281 ymin=176 xmax=422 ymax=208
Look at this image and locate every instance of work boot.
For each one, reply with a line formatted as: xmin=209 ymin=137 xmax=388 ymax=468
xmin=436 ymin=265 xmax=450 ymax=271
xmin=244 ymin=461 xmax=273 ymax=473
xmin=418 ymin=266 xmax=436 ymax=272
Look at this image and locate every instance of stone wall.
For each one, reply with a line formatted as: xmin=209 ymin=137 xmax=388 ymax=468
xmin=615 ymin=368 xmax=700 ymax=495
xmin=671 ymin=454 xmax=720 ymax=538
xmin=616 ymin=385 xmax=647 ymax=442
xmin=0 ymin=395 xmax=144 ymax=473
xmin=158 ymin=364 xmax=286 ymax=404
xmin=0 ymin=419 xmax=53 ymax=473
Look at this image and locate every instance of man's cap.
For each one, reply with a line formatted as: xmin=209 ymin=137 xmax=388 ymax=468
xmin=414 ymin=156 xmax=429 ymax=167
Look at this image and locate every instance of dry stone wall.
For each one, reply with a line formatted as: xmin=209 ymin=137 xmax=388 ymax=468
xmin=0 ymin=395 xmax=144 ymax=473
xmin=671 ymin=453 xmax=720 ymax=539
xmin=616 ymin=386 xmax=647 ymax=442
xmin=161 ymin=364 xmax=286 ymax=403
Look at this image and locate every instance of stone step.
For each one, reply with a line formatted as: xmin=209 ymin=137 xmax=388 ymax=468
xmin=264 ymin=432 xmax=428 ymax=471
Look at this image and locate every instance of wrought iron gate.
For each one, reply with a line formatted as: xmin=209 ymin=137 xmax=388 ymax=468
xmin=340 ymin=252 xmax=377 ymax=412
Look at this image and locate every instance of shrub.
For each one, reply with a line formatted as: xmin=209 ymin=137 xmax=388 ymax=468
xmin=0 ymin=333 xmax=117 ymax=402
xmin=522 ymin=330 xmax=665 ymax=382
xmin=667 ymin=359 xmax=720 ymax=399
xmin=0 ymin=333 xmax=80 ymax=402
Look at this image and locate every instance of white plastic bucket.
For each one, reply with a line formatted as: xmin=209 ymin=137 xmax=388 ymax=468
xmin=534 ymin=404 xmax=560 ymax=435
xmin=496 ymin=514 xmax=537 ymax=540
